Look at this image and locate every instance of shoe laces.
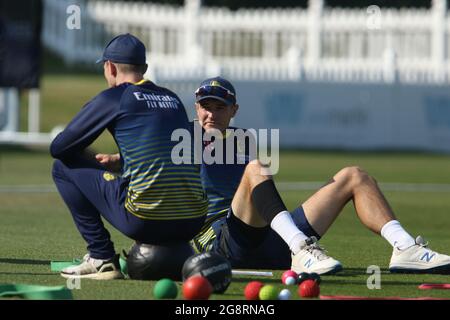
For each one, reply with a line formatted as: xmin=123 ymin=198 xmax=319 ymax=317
xmin=414 ymin=236 xmax=439 ymax=257
xmin=415 ymin=235 xmax=429 ymax=248
xmin=81 ymin=254 xmax=106 ymax=268
xmin=305 ymin=241 xmax=329 ymax=261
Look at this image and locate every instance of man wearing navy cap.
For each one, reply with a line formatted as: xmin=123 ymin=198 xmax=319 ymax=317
xmin=188 ymin=76 xmax=334 ymax=272
xmin=191 ymin=76 xmax=450 ymax=275
xmin=50 ymin=34 xmax=208 ymax=280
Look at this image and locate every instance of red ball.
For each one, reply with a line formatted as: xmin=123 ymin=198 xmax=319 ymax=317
xmin=281 ymin=270 xmax=298 ymax=285
xmin=182 ymin=275 xmax=213 ymax=300
xmin=298 ymin=279 xmax=320 ymax=298
xmin=244 ymin=281 xmax=264 ymax=300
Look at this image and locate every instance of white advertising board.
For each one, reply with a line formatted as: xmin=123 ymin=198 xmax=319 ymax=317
xmin=168 ymin=80 xmax=450 ymax=153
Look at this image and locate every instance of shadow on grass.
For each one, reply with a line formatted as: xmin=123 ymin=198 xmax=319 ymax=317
xmin=0 ymin=258 xmax=51 ymax=266
xmin=0 ymin=272 xmax=54 ymax=276
xmin=231 ymin=278 xmax=281 ymax=285
xmin=328 ymin=267 xmax=391 ymax=277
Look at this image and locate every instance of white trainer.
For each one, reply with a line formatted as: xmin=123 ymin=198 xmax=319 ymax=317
xmin=389 ymin=236 xmax=450 ymax=274
xmin=291 ymin=237 xmax=343 ymax=275
xmin=61 ymin=254 xmax=124 ymax=280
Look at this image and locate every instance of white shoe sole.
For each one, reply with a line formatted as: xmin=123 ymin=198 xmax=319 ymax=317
xmin=390 ymin=263 xmax=450 ymax=274
xmin=60 ymin=271 xmax=124 ymax=280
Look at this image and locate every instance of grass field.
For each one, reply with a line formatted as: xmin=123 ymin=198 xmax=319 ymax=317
xmin=1 ymin=74 xmax=450 ymax=300
xmin=1 ymin=149 xmax=450 ymax=300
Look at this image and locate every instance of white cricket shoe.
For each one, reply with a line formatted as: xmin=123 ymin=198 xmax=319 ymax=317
xmin=291 ymin=237 xmax=343 ymax=275
xmin=61 ymin=253 xmax=124 ymax=280
xmin=389 ymin=236 xmax=450 ymax=274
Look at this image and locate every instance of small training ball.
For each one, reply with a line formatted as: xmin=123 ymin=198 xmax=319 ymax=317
xmin=182 ymin=275 xmax=213 ymax=300
xmin=298 ymin=279 xmax=320 ymax=298
xmin=281 ymin=270 xmax=298 ymax=285
xmin=297 ymin=272 xmax=311 ymax=284
xmin=153 ymin=278 xmax=178 ymax=299
xmin=285 ymin=276 xmax=296 ymax=285
xmin=259 ymin=285 xmax=278 ymax=300
xmin=244 ymin=281 xmax=264 ymax=300
xmin=278 ymin=288 xmax=291 ymax=300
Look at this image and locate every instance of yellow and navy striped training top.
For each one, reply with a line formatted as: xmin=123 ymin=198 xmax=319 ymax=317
xmin=190 ymin=123 xmax=252 ymax=252
xmin=50 ymin=80 xmax=208 ymax=221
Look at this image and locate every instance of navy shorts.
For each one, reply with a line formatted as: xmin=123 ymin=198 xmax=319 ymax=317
xmin=210 ymin=207 xmax=320 ymax=269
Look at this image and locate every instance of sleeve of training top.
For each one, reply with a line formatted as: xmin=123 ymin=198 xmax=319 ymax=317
xmin=50 ymin=90 xmax=120 ymax=160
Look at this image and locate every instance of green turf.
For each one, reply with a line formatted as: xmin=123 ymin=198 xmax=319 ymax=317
xmin=1 ymin=150 xmax=450 ymax=300
xmin=1 ymin=74 xmax=450 ymax=300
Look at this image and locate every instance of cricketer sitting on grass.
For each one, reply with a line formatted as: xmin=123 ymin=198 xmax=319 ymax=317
xmin=188 ymin=77 xmax=450 ymax=275
xmin=50 ymin=34 xmax=208 ymax=280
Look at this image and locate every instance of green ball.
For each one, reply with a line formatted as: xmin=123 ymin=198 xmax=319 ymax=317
xmin=153 ymin=278 xmax=178 ymax=299
xmin=258 ymin=285 xmax=278 ymax=300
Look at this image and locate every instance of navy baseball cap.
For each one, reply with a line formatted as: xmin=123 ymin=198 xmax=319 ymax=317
xmin=96 ymin=33 xmax=146 ymax=65
xmin=195 ymin=77 xmax=236 ymax=106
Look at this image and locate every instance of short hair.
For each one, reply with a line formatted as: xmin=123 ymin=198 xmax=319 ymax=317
xmin=114 ymin=63 xmax=148 ymax=75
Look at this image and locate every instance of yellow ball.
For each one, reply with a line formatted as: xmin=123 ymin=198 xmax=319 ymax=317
xmin=258 ymin=285 xmax=278 ymax=300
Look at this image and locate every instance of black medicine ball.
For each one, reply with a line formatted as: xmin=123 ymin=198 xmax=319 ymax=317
xmin=127 ymin=242 xmax=194 ymax=281
xmin=182 ymin=252 xmax=232 ymax=293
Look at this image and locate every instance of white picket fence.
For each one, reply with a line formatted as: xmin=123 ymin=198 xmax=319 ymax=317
xmin=42 ymin=0 xmax=450 ymax=83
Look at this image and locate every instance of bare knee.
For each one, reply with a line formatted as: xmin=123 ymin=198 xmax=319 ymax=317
xmin=336 ymin=166 xmax=376 ymax=189
xmin=241 ymin=160 xmax=272 ymax=188
xmin=246 ymin=160 xmax=272 ymax=177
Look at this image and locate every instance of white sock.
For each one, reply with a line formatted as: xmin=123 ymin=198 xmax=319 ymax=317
xmin=270 ymin=211 xmax=308 ymax=254
xmin=380 ymin=220 xmax=416 ymax=250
